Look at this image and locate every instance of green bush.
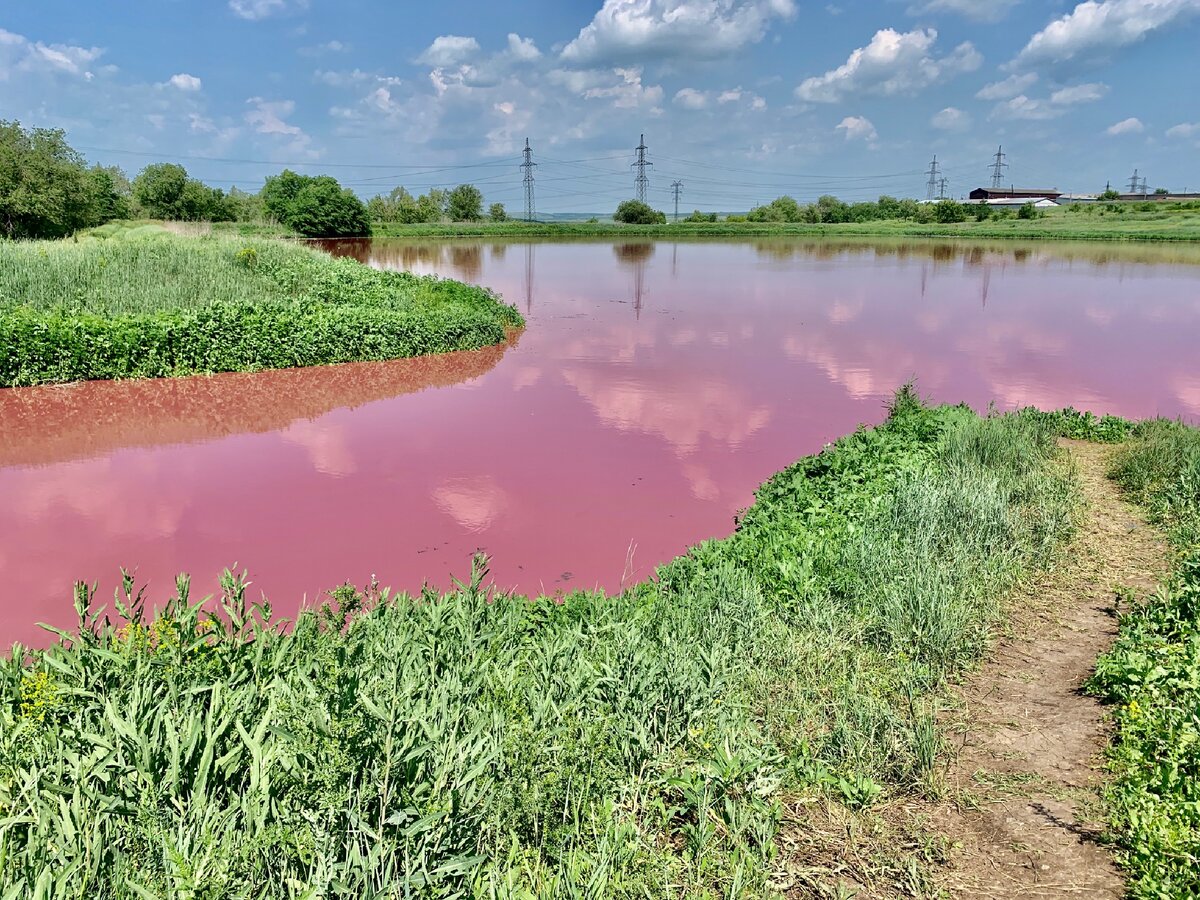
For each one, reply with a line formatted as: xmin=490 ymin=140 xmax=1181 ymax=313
xmin=613 ymin=199 xmax=667 ymax=224
xmin=261 ymin=170 xmax=369 ymax=237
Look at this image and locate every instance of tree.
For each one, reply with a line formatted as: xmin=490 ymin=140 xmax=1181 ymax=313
xmin=614 ymin=199 xmax=667 ymax=224
xmin=814 ymin=195 xmax=851 ymax=223
xmin=1099 ymin=188 xmax=1121 ymax=201
xmin=934 ymin=199 xmax=967 ymax=223
xmin=447 ymin=184 xmax=484 ymax=221
xmin=1017 ymin=201 xmax=1038 ymax=219
xmin=489 ymin=202 xmax=507 ymax=222
xmin=683 ymin=209 xmax=717 ymax=223
xmin=260 ymin=171 xmax=369 ymax=236
xmin=0 ymin=120 xmax=104 ymax=238
xmin=133 ymin=163 xmax=190 ymax=219
xmin=1155 ymin=187 xmax=1169 ymax=195
xmin=86 ymin=165 xmax=132 ymax=223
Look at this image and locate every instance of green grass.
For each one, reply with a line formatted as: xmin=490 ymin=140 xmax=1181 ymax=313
xmin=369 ymin=202 xmax=1200 ymax=242
xmin=0 ymin=228 xmax=522 ymax=386
xmin=0 ymin=391 xmax=1079 ymax=898
xmin=1089 ymin=419 xmax=1200 ymax=899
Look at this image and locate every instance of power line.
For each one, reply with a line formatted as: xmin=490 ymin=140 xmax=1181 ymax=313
xmin=925 ymin=154 xmax=941 ymax=201
xmin=520 ymin=137 xmax=537 ymax=222
xmin=989 ymin=145 xmax=1008 ymax=190
xmin=671 ymin=180 xmax=683 ymax=220
xmin=632 ymin=134 xmax=651 ymax=203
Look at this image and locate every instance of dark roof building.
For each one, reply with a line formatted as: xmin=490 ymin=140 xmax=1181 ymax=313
xmin=969 ymin=187 xmax=1063 ymax=201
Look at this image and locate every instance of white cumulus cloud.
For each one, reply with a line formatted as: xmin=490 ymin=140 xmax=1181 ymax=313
xmin=1166 ymin=122 xmax=1200 ymax=137
xmin=560 ymin=0 xmax=797 ymax=65
xmin=506 ymin=33 xmax=541 ymax=61
xmin=1014 ymin=0 xmax=1200 ymax=66
xmin=674 ymin=87 xmax=709 ymax=109
xmin=908 ymin=0 xmax=1021 ymax=22
xmin=417 ymin=35 xmax=481 ymax=67
xmin=975 ymin=72 xmax=1037 ymax=99
xmin=931 ymin=106 xmax=970 ymax=130
xmin=229 ymin=0 xmax=291 ymax=20
xmin=1050 ymin=81 xmax=1108 ymax=104
xmin=1106 ymin=116 xmax=1144 ymax=134
xmin=836 ymin=115 xmax=877 ymax=141
xmin=166 ymin=73 xmax=202 ymax=91
xmin=795 ymin=28 xmax=981 ymax=102
xmin=0 ymin=27 xmax=103 ymax=79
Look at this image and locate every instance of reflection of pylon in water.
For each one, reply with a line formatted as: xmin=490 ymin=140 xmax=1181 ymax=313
xmin=671 ymin=243 xmax=678 ymax=278
xmin=523 ymin=243 xmax=534 ymax=313
xmin=981 ymin=264 xmax=990 ymax=309
xmin=633 ymin=260 xmax=645 ymax=319
xmin=920 ymin=263 xmax=928 ymax=297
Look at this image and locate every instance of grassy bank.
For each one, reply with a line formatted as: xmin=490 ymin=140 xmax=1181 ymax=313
xmin=0 ymin=227 xmax=522 ymax=387
xmin=1089 ymin=420 xmax=1200 ymax=898
xmin=0 ymin=391 xmax=1080 ymax=897
xmin=368 ymin=203 xmax=1200 ymax=242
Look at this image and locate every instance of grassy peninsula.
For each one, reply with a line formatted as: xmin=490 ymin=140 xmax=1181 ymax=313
xmin=0 ymin=226 xmax=522 ymax=387
xmin=2 ymin=390 xmax=1083 ymax=897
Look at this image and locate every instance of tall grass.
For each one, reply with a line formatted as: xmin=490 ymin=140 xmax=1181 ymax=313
xmin=1091 ymin=420 xmax=1200 ymax=898
xmin=0 ymin=231 xmax=523 ymax=386
xmin=0 ymin=392 xmax=1077 ymax=897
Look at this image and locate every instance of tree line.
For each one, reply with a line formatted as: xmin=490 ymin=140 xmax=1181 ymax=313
xmin=1 ymin=120 xmax=511 ymax=240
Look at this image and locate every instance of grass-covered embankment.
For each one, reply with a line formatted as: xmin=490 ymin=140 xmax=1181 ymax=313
xmin=0 ymin=227 xmax=522 ymax=387
xmin=0 ymin=391 xmax=1080 ymax=897
xmin=1089 ymin=419 xmax=1200 ymax=898
xmin=369 ymin=202 xmax=1200 ymax=242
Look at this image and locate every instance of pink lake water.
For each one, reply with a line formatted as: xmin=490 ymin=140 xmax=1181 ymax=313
xmin=3 ymin=238 xmax=1200 ymax=647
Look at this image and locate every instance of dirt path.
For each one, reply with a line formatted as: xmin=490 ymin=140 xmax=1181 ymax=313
xmin=933 ymin=439 xmax=1169 ymax=898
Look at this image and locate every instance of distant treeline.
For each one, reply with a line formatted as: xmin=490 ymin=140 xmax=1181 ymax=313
xmin=739 ymin=194 xmax=1033 ymax=225
xmin=1 ymin=121 xmax=507 ymax=240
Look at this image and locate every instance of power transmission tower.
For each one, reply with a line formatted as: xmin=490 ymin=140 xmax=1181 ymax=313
xmin=989 ymin=145 xmax=1008 ymax=189
xmin=670 ymin=180 xmax=683 ymax=220
xmin=1127 ymin=168 xmax=1141 ymax=194
xmin=938 ymin=177 xmax=949 ymax=200
xmin=633 ymin=134 xmax=652 ymax=202
xmin=520 ymin=138 xmax=537 ymax=222
xmin=925 ymin=154 xmax=941 ymax=201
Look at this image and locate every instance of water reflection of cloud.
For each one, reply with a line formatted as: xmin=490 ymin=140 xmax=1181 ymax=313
xmin=279 ymin=419 xmax=356 ymax=478
xmin=1171 ymin=374 xmax=1200 ymax=417
xmin=561 ymin=368 xmax=771 ymax=456
xmin=432 ymin=476 xmax=509 ymax=532
xmin=781 ymin=332 xmax=945 ymax=401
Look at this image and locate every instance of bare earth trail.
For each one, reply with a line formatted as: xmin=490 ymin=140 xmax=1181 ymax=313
xmin=933 ymin=440 xmax=1169 ymax=898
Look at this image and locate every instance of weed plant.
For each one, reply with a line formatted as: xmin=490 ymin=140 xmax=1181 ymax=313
xmin=0 ymin=391 xmax=1077 ymax=897
xmin=1091 ymin=419 xmax=1200 ymax=898
xmin=0 ymin=230 xmax=522 ymax=386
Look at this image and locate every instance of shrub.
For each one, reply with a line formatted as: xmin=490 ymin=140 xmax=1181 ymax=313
xmin=489 ymin=202 xmax=507 ymax=222
xmin=261 ymin=170 xmax=369 ymax=237
xmin=447 ymin=184 xmax=484 ymax=221
xmin=1018 ymin=201 xmax=1038 ymax=220
xmin=614 ymin=199 xmax=667 ymax=224
xmin=934 ymin=199 xmax=968 ymax=224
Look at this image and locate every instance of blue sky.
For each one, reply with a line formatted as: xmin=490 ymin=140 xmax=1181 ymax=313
xmin=2 ymin=0 xmax=1199 ymax=213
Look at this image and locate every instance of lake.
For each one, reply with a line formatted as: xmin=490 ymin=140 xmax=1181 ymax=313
xmin=3 ymin=237 xmax=1199 ymax=646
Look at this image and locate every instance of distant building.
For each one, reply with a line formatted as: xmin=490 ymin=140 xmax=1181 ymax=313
xmin=969 ymin=187 xmax=1063 ymax=201
xmin=1058 ymin=193 xmax=1101 ymax=204
xmin=978 ymin=197 xmax=1060 ymax=209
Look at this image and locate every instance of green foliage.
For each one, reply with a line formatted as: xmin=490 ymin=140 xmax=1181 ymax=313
xmin=0 ymin=233 xmax=522 ymax=386
xmin=0 ymin=120 xmax=129 ymax=239
xmin=132 ymin=163 xmax=233 ymax=222
xmin=488 ymin=202 xmax=507 ymax=222
xmin=683 ymin=209 xmax=718 ymax=223
xmin=934 ymin=199 xmax=967 ymax=224
xmin=1100 ymin=188 xmax=1122 ymax=201
xmin=261 ymin=170 xmax=369 ymax=237
xmin=0 ymin=392 xmax=1079 ymax=896
xmin=613 ymin=199 xmax=667 ymax=225
xmin=367 ymin=186 xmax=447 ymax=225
xmin=1089 ymin=420 xmax=1200 ymax=898
xmin=447 ymin=184 xmax=484 ymax=221
xmin=1017 ymin=201 xmax=1039 ymax=220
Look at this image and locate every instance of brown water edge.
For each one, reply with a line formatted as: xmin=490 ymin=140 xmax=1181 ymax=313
xmin=0 ymin=336 xmax=517 ymax=470
xmin=4 ymin=237 xmax=1200 ymax=649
